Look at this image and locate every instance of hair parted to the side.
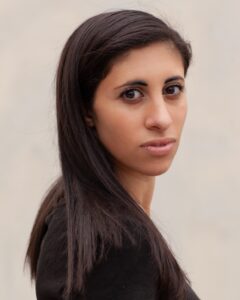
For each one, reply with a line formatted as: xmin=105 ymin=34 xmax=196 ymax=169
xmin=25 ymin=9 xmax=192 ymax=300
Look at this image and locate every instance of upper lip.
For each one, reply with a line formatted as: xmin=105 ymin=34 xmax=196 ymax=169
xmin=140 ymin=137 xmax=176 ymax=147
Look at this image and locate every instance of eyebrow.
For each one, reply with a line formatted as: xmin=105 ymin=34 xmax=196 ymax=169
xmin=114 ymin=75 xmax=185 ymax=89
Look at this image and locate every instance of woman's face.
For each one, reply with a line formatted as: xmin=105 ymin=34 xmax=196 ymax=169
xmin=89 ymin=42 xmax=187 ymax=177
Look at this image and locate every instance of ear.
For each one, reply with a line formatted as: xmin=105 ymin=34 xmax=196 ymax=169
xmin=84 ymin=114 xmax=95 ymax=127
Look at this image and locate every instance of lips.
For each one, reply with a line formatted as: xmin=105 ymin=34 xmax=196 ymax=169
xmin=140 ymin=138 xmax=176 ymax=147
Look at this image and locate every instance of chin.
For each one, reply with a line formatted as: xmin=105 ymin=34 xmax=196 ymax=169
xmin=140 ymin=161 xmax=173 ymax=176
xmin=148 ymin=168 xmax=170 ymax=176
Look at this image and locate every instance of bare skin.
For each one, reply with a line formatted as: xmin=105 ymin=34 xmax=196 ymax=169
xmin=86 ymin=42 xmax=187 ymax=215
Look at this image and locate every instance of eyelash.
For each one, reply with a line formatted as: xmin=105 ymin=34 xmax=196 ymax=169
xmin=119 ymin=84 xmax=185 ymax=102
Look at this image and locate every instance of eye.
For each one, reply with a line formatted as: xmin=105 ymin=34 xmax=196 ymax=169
xmin=120 ymin=88 xmax=143 ymax=101
xmin=163 ymin=84 xmax=184 ymax=96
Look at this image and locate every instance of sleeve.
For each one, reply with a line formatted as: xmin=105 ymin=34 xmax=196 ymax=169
xmin=35 ymin=205 xmax=159 ymax=300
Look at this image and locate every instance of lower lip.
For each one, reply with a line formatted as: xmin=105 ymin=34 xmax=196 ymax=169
xmin=141 ymin=142 xmax=175 ymax=156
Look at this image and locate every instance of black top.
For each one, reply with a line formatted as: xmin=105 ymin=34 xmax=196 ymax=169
xmin=36 ymin=201 xmax=200 ymax=300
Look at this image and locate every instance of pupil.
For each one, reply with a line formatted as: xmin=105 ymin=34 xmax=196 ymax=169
xmin=167 ymin=86 xmax=177 ymax=94
xmin=126 ymin=90 xmax=135 ymax=98
xmin=168 ymin=86 xmax=174 ymax=94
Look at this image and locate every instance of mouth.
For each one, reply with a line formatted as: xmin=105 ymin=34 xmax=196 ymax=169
xmin=140 ymin=138 xmax=176 ymax=156
xmin=140 ymin=137 xmax=176 ymax=147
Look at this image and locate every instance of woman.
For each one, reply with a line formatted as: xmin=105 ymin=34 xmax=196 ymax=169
xmin=25 ymin=9 xmax=200 ymax=300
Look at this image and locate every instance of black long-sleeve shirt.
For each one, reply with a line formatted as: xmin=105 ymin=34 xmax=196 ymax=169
xmin=36 ymin=201 xmax=200 ymax=300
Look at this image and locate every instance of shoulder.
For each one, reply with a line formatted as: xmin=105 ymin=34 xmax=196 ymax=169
xmin=84 ymin=245 xmax=159 ymax=300
xmin=36 ymin=202 xmax=200 ymax=300
xmin=36 ymin=199 xmax=67 ymax=299
xmin=38 ymin=197 xmax=67 ymax=255
xmin=36 ymin=201 xmax=159 ymax=299
xmin=186 ymin=285 xmax=201 ymax=300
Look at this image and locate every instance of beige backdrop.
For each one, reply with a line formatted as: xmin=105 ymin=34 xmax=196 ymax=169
xmin=1 ymin=0 xmax=239 ymax=299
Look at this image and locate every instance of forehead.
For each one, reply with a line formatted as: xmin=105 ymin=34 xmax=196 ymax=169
xmin=105 ymin=41 xmax=184 ymax=83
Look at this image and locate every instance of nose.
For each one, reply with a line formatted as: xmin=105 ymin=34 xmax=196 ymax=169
xmin=144 ymin=96 xmax=173 ymax=131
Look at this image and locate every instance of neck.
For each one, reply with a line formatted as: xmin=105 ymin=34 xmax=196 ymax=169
xmin=116 ymin=167 xmax=155 ymax=216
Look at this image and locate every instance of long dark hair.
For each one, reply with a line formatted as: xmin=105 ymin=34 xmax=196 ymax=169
xmin=25 ymin=9 xmax=192 ymax=299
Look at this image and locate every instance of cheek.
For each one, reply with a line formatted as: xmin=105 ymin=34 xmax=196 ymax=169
xmin=94 ymin=107 xmax=135 ymax=156
xmin=174 ymin=100 xmax=188 ymax=130
xmin=182 ymin=102 xmax=188 ymax=125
